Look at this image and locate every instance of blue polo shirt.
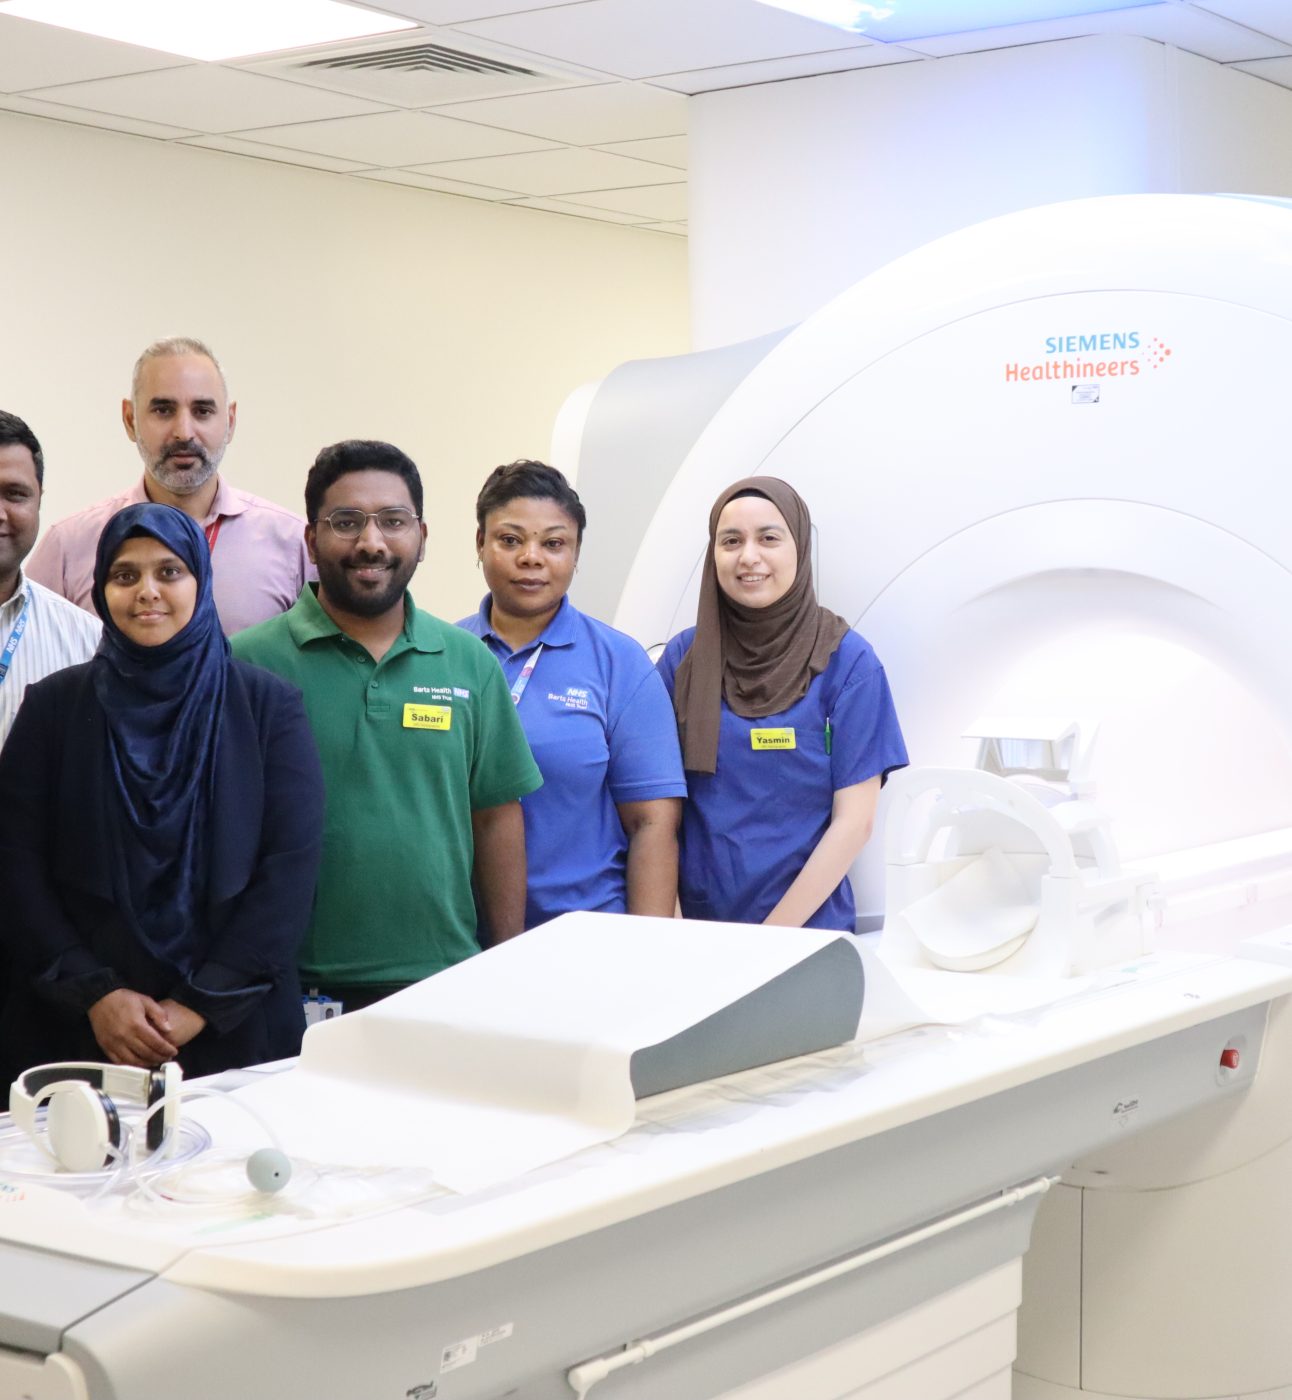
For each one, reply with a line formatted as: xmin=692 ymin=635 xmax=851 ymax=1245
xmin=657 ymin=628 xmax=907 ymax=931
xmin=459 ymin=596 xmax=686 ymax=928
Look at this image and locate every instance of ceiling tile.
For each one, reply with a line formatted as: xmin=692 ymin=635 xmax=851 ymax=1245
xmin=502 ymin=194 xmax=651 ymax=223
xmin=904 ymin=4 xmax=1291 ymax=60
xmin=229 ymin=107 xmax=558 ymax=163
xmin=425 ymin=80 xmax=685 ymax=142
xmin=378 ymin=2 xmax=577 ymax=21
xmin=452 ymin=0 xmax=872 ymax=80
xmin=896 ymin=13 xmax=1109 ymax=53
xmin=409 ymin=144 xmax=680 ymax=193
xmin=594 ymin=133 xmax=686 ymax=167
xmin=356 ymin=167 xmax=520 ymax=197
xmin=1193 ymin=1 xmax=1292 ymax=45
xmin=25 ymin=65 xmax=392 ymax=133
xmin=649 ymin=42 xmax=927 ymax=94
xmin=0 ymin=13 xmax=187 ymax=93
xmin=0 ymin=91 xmax=196 ymax=138
xmin=178 ymin=133 xmax=375 ymax=172
xmin=1231 ymin=53 xmax=1292 ymax=86
xmin=1069 ymin=3 xmax=1291 ymax=57
xmin=557 ymin=181 xmax=687 ymax=219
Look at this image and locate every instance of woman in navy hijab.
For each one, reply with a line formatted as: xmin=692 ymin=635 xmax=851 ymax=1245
xmin=0 ymin=504 xmax=324 ymax=1082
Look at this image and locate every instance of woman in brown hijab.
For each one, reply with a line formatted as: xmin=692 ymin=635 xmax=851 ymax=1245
xmin=656 ymin=478 xmax=907 ymax=930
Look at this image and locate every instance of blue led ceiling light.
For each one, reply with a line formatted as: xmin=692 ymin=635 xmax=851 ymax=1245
xmin=752 ymin=0 xmax=1167 ymax=42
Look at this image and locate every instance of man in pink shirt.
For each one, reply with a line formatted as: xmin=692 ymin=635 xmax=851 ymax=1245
xmin=27 ymin=336 xmax=311 ymax=636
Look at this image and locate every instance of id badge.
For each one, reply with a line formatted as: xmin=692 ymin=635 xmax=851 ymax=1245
xmin=303 ymin=993 xmax=342 ymax=1024
xmin=404 ymin=703 xmax=451 ymax=731
xmin=750 ymin=727 xmax=796 ymax=750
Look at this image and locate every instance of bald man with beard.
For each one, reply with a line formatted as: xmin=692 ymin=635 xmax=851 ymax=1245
xmin=27 ymin=336 xmax=311 ymax=635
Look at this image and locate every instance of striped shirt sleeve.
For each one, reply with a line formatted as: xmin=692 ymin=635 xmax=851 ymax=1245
xmin=0 ymin=574 xmax=101 ymax=750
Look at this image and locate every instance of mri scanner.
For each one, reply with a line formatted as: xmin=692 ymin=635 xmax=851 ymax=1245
xmin=578 ymin=190 xmax=1292 ymax=1398
xmin=5 ymin=192 xmax=1292 ymax=1399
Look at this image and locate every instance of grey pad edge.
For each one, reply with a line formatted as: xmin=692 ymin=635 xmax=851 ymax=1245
xmin=630 ymin=938 xmax=864 ymax=1100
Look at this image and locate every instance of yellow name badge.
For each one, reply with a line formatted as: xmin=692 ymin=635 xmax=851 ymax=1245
xmin=750 ymin=727 xmax=796 ymax=751
xmin=403 ymin=703 xmax=452 ymax=731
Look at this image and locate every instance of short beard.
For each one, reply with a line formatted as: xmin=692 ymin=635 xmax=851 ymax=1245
xmin=141 ymin=439 xmax=224 ymax=497
xmin=333 ymin=574 xmax=405 ymax=617
xmin=317 ymin=556 xmax=416 ymax=620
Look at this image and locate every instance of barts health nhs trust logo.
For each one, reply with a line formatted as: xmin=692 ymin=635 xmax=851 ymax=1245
xmin=1004 ymin=330 xmax=1173 ymax=384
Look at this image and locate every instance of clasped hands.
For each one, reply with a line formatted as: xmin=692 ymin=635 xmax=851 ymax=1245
xmin=87 ymin=989 xmax=206 ymax=1067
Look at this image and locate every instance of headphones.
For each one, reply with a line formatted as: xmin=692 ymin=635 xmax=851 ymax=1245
xmin=10 ymin=1062 xmax=181 ymax=1173
xmin=8 ymin=1061 xmax=293 ymax=1195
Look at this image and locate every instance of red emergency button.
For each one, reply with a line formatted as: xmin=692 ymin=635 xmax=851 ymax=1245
xmin=1220 ymin=1048 xmax=1241 ymax=1070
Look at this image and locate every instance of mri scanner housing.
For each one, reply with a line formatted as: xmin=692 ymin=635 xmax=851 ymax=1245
xmin=561 ymin=192 xmax=1292 ymax=1400
xmin=564 ymin=192 xmax=1292 ymax=933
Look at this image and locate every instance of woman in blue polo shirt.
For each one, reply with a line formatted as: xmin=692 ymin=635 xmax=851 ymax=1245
xmin=459 ymin=461 xmax=686 ymax=929
xmin=657 ymin=477 xmax=907 ymax=931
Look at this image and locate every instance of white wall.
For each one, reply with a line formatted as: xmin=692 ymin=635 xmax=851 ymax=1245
xmin=688 ymin=35 xmax=1292 ymax=348
xmin=0 ymin=110 xmax=689 ymax=621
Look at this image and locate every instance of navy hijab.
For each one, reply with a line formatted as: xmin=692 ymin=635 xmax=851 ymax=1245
xmin=90 ymin=504 xmax=229 ymax=971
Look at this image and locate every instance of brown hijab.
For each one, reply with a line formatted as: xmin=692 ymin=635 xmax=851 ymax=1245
xmin=673 ymin=477 xmax=849 ymax=774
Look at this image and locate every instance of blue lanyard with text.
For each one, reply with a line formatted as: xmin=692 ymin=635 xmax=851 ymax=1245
xmin=510 ymin=643 xmax=545 ymax=707
xmin=0 ymin=599 xmax=30 ymax=687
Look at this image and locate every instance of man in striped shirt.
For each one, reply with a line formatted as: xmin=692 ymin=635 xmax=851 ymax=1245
xmin=0 ymin=411 xmax=101 ymax=750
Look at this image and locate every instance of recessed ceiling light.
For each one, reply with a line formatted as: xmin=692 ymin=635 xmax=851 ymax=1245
xmin=751 ymin=0 xmax=1166 ymax=42
xmin=0 ymin=0 xmax=419 ymax=62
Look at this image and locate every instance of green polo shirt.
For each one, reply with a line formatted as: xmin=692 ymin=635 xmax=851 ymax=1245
xmin=232 ymin=586 xmax=542 ymax=984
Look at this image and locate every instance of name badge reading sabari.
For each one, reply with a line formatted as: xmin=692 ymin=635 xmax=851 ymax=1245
xmin=404 ymin=703 xmax=452 ymax=731
xmin=750 ymin=727 xmax=795 ymax=750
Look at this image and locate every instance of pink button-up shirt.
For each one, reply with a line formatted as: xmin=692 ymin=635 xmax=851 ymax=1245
xmin=27 ymin=477 xmax=313 ymax=636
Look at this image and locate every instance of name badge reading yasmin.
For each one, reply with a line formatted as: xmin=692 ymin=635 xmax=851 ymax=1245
xmin=403 ymin=703 xmax=451 ymax=731
xmin=750 ymin=727 xmax=795 ymax=751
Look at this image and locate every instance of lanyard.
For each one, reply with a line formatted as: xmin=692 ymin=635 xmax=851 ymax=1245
xmin=204 ymin=517 xmax=223 ymax=553
xmin=510 ymin=643 xmax=545 ymax=707
xmin=0 ymin=598 xmax=30 ymax=687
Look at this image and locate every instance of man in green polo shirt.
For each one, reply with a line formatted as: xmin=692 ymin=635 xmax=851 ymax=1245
xmin=232 ymin=439 xmax=541 ymax=1012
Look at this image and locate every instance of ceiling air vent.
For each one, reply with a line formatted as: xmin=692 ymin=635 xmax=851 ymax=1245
xmin=245 ymin=30 xmax=579 ymax=103
xmin=297 ymin=41 xmax=540 ymax=78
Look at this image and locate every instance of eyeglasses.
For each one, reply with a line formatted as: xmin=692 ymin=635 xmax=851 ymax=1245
xmin=318 ymin=508 xmax=420 ymax=539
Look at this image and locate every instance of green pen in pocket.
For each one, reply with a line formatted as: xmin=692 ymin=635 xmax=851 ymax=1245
xmin=824 ymin=717 xmax=832 ymax=755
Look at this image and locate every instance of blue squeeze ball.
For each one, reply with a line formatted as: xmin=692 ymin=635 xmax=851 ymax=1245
xmin=246 ymin=1147 xmax=292 ymax=1193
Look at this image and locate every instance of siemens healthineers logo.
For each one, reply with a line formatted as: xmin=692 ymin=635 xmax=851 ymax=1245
xmin=1004 ymin=330 xmax=1173 ymax=384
